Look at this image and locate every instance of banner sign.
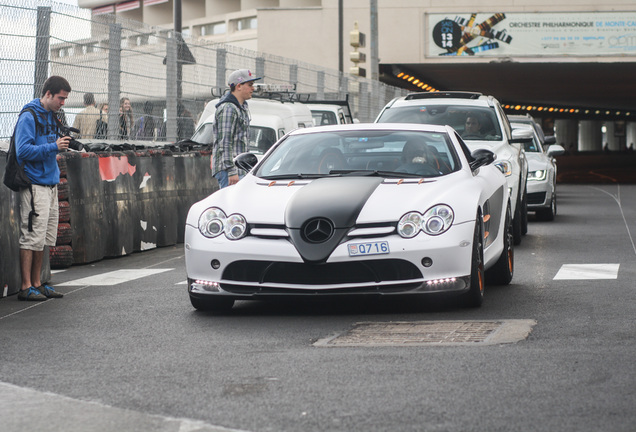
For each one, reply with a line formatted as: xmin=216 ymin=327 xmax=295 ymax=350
xmin=428 ymin=12 xmax=636 ymax=57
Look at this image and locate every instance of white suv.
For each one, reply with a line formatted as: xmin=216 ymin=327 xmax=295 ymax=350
xmin=375 ymin=91 xmax=528 ymax=244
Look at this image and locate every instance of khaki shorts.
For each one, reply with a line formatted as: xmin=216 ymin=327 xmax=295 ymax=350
xmin=19 ymin=184 xmax=59 ymax=251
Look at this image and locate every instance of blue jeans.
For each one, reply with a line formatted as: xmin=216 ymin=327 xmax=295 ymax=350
xmin=214 ymin=171 xmax=229 ymax=189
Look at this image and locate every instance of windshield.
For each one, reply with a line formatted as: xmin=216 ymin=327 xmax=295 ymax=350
xmin=312 ymin=110 xmax=338 ymax=126
xmin=522 ymin=130 xmax=543 ymax=153
xmin=190 ymin=123 xmax=275 ymax=154
xmin=190 ymin=123 xmax=214 ymax=145
xmin=253 ymin=130 xmax=460 ymax=179
xmin=249 ymin=126 xmax=277 ymax=153
xmin=377 ymin=104 xmax=502 ymax=141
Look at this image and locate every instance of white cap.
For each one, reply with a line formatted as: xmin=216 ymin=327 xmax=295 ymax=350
xmin=227 ymin=69 xmax=261 ymax=86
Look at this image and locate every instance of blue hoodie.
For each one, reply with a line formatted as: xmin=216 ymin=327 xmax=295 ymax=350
xmin=15 ymin=99 xmax=61 ymax=186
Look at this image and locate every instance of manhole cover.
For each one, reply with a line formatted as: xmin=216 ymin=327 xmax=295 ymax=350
xmin=314 ymin=320 xmax=536 ymax=347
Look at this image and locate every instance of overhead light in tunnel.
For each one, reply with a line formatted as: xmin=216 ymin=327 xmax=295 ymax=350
xmin=502 ymin=103 xmax=631 ymax=120
xmin=392 ymin=70 xmax=437 ymax=93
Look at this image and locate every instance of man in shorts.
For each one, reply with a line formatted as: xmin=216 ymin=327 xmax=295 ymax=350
xmin=15 ymin=76 xmax=72 ymax=301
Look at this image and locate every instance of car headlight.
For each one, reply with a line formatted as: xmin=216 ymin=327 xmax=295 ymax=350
xmin=398 ymin=205 xmax=454 ymax=238
xmin=494 ymin=160 xmax=513 ymax=176
xmin=198 ymin=207 xmax=247 ymax=240
xmin=528 ymin=169 xmax=547 ymax=181
xmin=225 ymin=214 xmax=247 ymax=240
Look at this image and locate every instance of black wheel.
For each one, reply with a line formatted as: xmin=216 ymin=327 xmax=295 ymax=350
xmin=56 ymin=222 xmax=72 ymax=246
xmin=49 ymin=245 xmax=74 ymax=269
xmin=57 ymin=178 xmax=69 ymax=201
xmin=486 ymin=204 xmax=514 ymax=285
xmin=521 ymin=190 xmax=528 ymax=235
xmin=190 ymin=294 xmax=235 ymax=312
xmin=512 ymin=194 xmax=522 ymax=246
xmin=461 ymin=217 xmax=485 ymax=308
xmin=58 ymin=200 xmax=70 ymax=222
xmin=536 ymin=191 xmax=556 ymax=221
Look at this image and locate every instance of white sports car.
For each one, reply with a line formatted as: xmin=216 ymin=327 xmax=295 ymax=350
xmin=184 ymin=123 xmax=513 ymax=312
xmin=510 ymin=122 xmax=565 ymax=221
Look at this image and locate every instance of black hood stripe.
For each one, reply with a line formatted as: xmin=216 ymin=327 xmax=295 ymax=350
xmin=285 ymin=177 xmax=384 ymax=263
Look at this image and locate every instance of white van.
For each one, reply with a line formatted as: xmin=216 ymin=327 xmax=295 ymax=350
xmin=193 ymin=96 xmax=314 ymax=155
xmin=304 ymin=99 xmax=354 ymax=126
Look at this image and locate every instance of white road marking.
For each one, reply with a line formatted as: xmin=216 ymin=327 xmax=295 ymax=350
xmin=56 ymin=269 xmax=173 ymax=286
xmin=553 ymin=264 xmax=620 ymax=280
xmin=176 ymin=280 xmax=188 ymax=285
xmin=0 ymin=381 xmax=250 ymax=432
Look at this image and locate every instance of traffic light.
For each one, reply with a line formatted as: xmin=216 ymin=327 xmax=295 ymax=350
xmin=349 ymin=21 xmax=366 ymax=77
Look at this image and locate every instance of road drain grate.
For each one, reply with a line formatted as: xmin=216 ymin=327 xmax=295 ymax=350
xmin=314 ymin=320 xmax=536 ymax=347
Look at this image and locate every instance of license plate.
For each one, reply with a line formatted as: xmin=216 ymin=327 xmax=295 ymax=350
xmin=348 ymin=241 xmax=390 ymax=257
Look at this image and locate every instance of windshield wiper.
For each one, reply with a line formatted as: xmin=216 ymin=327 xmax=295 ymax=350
xmin=328 ymin=169 xmax=423 ymax=178
xmin=260 ymin=173 xmax=324 ymax=180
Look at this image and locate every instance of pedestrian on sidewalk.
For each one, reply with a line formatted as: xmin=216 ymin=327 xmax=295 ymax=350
xmin=14 ymin=76 xmax=71 ymax=301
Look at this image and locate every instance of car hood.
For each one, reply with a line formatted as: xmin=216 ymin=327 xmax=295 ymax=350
xmin=187 ymin=172 xmax=483 ymax=263
xmin=189 ymin=172 xmax=480 ymax=226
xmin=525 ymin=152 xmax=551 ymax=171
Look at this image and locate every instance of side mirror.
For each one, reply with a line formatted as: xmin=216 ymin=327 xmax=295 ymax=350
xmin=510 ymin=128 xmax=534 ymax=144
xmin=544 ymin=135 xmax=557 ymax=145
xmin=470 ymin=149 xmax=496 ymax=170
xmin=234 ymin=152 xmax=258 ymax=172
xmin=546 ymin=144 xmax=566 ymax=157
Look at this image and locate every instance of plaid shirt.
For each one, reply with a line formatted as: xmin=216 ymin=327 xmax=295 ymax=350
xmin=210 ymin=94 xmax=250 ymax=177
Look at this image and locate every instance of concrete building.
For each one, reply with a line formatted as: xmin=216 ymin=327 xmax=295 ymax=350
xmin=77 ymin=0 xmax=636 ymax=150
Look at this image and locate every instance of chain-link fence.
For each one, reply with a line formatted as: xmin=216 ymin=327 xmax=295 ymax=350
xmin=0 ymin=0 xmax=408 ymax=142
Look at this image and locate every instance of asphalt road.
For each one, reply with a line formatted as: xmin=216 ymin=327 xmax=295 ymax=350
xmin=1 ymin=183 xmax=635 ymax=432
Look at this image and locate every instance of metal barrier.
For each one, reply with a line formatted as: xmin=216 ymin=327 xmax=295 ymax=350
xmin=0 ymin=0 xmax=408 ymax=141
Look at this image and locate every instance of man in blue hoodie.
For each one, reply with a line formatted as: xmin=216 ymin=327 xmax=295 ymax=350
xmin=15 ymin=76 xmax=71 ymax=301
xmin=210 ymin=69 xmax=261 ymax=188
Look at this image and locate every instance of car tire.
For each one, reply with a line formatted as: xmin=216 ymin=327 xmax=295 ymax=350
xmin=537 ymin=192 xmax=556 ymax=221
xmin=486 ymin=204 xmax=514 ymax=286
xmin=190 ymin=295 xmax=235 ymax=312
xmin=521 ymin=190 xmax=528 ymax=235
xmin=512 ymin=203 xmax=522 ymax=246
xmin=461 ymin=217 xmax=484 ymax=308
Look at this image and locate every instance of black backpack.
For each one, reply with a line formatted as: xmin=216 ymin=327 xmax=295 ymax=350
xmin=3 ymin=108 xmax=46 ymax=231
xmin=3 ymin=108 xmax=41 ymax=192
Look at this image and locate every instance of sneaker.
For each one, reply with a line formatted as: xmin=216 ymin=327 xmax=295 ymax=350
xmin=38 ymin=284 xmax=64 ymax=299
xmin=18 ymin=287 xmax=47 ymax=301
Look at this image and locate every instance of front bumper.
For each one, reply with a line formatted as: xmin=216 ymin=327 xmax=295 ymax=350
xmin=526 ymin=180 xmax=552 ymax=210
xmin=184 ymin=221 xmax=475 ymax=298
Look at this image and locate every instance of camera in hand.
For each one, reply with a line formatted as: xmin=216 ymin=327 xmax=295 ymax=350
xmin=58 ymin=125 xmax=85 ymax=151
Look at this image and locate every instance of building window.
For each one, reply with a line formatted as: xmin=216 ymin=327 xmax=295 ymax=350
xmin=236 ymin=17 xmax=257 ymax=31
xmin=200 ymin=22 xmax=226 ymax=36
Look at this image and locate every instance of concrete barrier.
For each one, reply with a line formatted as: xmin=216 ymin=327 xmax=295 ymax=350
xmin=1 ymin=145 xmax=217 ymax=297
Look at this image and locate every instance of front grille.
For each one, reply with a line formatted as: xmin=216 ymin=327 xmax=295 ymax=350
xmin=528 ymin=192 xmax=546 ymax=205
xmin=222 ymin=259 xmax=422 ymax=286
xmin=221 ymin=282 xmax=423 ymax=295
